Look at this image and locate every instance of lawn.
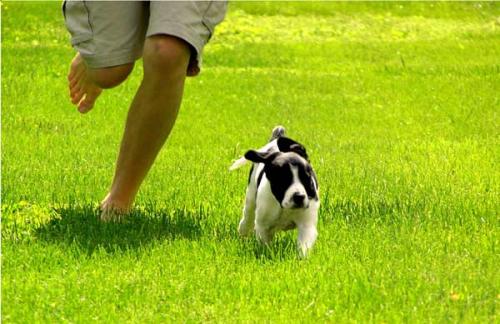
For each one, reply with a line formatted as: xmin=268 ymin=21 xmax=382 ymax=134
xmin=2 ymin=1 xmax=499 ymax=322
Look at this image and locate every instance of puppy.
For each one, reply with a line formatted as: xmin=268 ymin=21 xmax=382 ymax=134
xmin=230 ymin=126 xmax=319 ymax=257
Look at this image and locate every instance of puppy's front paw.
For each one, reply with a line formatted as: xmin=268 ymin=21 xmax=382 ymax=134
xmin=297 ymin=226 xmax=317 ymax=258
xmin=298 ymin=244 xmax=312 ymax=259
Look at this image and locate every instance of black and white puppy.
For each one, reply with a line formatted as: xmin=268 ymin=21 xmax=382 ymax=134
xmin=230 ymin=126 xmax=319 ymax=257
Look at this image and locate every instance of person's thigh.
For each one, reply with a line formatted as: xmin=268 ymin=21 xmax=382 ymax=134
xmin=148 ymin=1 xmax=228 ymax=76
xmin=63 ymin=1 xmax=147 ymax=68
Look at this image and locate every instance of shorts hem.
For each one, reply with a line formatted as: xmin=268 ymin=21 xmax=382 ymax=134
xmin=146 ymin=21 xmax=207 ymax=61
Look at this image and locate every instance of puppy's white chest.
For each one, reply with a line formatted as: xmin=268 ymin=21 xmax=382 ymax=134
xmin=269 ymin=210 xmax=298 ymax=231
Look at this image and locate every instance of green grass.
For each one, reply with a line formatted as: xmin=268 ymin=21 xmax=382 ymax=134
xmin=2 ymin=1 xmax=499 ymax=322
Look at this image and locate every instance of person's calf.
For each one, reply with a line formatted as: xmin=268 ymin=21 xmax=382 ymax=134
xmin=88 ymin=63 xmax=135 ymax=89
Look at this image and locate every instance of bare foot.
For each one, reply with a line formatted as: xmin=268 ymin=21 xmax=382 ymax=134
xmin=99 ymin=193 xmax=132 ymax=222
xmin=68 ymin=53 xmax=102 ymax=113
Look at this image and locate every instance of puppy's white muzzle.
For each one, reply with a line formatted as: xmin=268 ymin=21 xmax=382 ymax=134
xmin=281 ymin=165 xmax=310 ymax=209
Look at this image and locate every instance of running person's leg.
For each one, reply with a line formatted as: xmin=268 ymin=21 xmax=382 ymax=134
xmin=64 ymin=1 xmax=227 ymax=221
xmin=100 ymin=35 xmax=191 ymax=219
xmin=101 ymin=1 xmax=227 ymax=220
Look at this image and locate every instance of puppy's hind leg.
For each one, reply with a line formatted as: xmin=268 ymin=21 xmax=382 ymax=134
xmin=238 ymin=186 xmax=257 ymax=237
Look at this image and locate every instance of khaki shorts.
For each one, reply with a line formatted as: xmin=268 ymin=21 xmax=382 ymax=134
xmin=62 ymin=1 xmax=227 ymax=74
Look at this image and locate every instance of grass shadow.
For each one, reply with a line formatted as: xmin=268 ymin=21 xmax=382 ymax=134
xmin=35 ymin=205 xmax=203 ymax=254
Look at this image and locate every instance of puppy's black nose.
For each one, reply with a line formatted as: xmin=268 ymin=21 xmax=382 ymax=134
xmin=292 ymin=193 xmax=306 ymax=205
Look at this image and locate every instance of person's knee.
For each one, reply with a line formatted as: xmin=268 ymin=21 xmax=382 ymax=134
xmin=88 ymin=63 xmax=134 ymax=89
xmin=143 ymin=35 xmax=190 ymax=76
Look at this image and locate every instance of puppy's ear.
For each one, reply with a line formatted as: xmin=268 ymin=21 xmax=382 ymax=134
xmin=244 ymin=150 xmax=278 ymax=164
xmin=277 ymin=137 xmax=309 ymax=160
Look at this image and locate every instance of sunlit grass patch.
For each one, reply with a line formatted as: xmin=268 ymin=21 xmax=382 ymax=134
xmin=213 ymin=9 xmax=498 ymax=45
xmin=2 ymin=2 xmax=498 ymax=322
